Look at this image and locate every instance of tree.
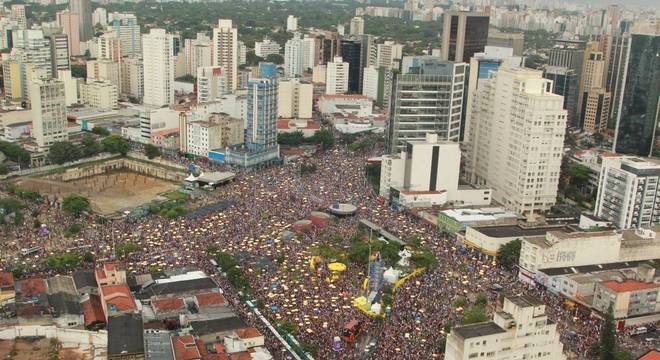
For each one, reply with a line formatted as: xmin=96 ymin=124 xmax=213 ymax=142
xmin=91 ymin=126 xmax=110 ymax=137
xmin=62 ymin=194 xmax=91 ymax=216
xmin=0 ymin=163 xmax=8 ymax=175
xmin=475 ymin=293 xmax=488 ymax=307
xmin=0 ymin=140 xmax=30 ymax=166
xmin=48 ymin=141 xmax=81 ymax=165
xmin=144 ymin=144 xmax=161 ymax=159
xmin=310 ymin=129 xmax=334 ymax=150
xmin=498 ymin=239 xmax=522 ymax=268
xmin=175 ymin=74 xmax=196 ymax=83
xmin=277 ymin=131 xmax=305 ymax=146
xmin=116 ymin=241 xmax=140 ymax=257
xmin=265 ymin=53 xmax=284 ymax=64
xmin=597 ymin=306 xmax=617 ymax=360
xmin=80 ymin=135 xmax=102 ymax=157
xmin=246 ymin=52 xmax=264 ymax=66
xmin=71 ymin=64 xmax=86 ymax=79
xmin=460 ymin=306 xmax=489 ymax=325
xmin=102 ymin=135 xmax=130 ymax=155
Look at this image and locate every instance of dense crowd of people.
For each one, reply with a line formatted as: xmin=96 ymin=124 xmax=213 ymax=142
xmin=0 ymin=135 xmax=655 ymax=359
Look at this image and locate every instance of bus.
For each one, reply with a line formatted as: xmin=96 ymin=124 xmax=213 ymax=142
xmin=20 ymin=247 xmax=42 ymax=256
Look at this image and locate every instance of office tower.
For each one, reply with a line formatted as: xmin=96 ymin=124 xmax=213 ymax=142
xmin=362 ymin=66 xmax=393 ymax=109
xmin=376 ymin=41 xmax=403 ymax=69
xmin=325 ymin=56 xmax=349 ymax=95
xmin=31 ymin=76 xmax=68 ymax=150
xmin=466 ymin=67 xmax=566 ymax=216
xmin=12 ymin=30 xmax=53 ymax=79
xmin=320 ymin=33 xmax=340 ymax=64
xmin=56 ymin=10 xmax=80 ymax=56
xmin=446 ymin=296 xmax=565 ymax=360
xmin=487 ymin=29 xmax=524 ymax=56
xmin=48 ymin=34 xmax=70 ymax=76
xmin=109 ymin=13 xmax=141 ymax=57
xmin=196 ymin=66 xmax=226 ymax=103
xmin=212 ymin=19 xmax=238 ymax=93
xmin=10 ymin=5 xmax=29 ymax=29
xmin=81 ymin=80 xmax=118 ymax=109
xmin=543 ymin=66 xmax=578 ymax=128
xmin=92 ymin=7 xmax=107 ymax=27
xmin=612 ymin=34 xmax=660 ymax=157
xmin=57 ymin=70 xmax=78 ymax=106
xmin=142 ymin=29 xmax=174 ymax=107
xmin=302 ymin=36 xmax=319 ymax=71
xmin=69 ymin=0 xmax=92 ymax=42
xmin=360 ymin=34 xmax=377 ymax=76
xmin=441 ymin=11 xmax=489 ymax=63
xmin=576 ymin=43 xmax=606 ymax=120
xmin=121 ymin=57 xmax=143 ymax=101
xmin=286 ymin=15 xmax=298 ymax=32
xmin=255 ymin=37 xmax=280 ymax=58
xmin=548 ymin=39 xmax=586 ymax=127
xmin=284 ymin=34 xmax=305 ymax=78
xmin=339 ymin=39 xmax=361 ymax=93
xmin=606 ymin=32 xmax=631 ymax=128
xmin=350 ymin=17 xmax=364 ymax=36
xmin=278 ymin=78 xmax=313 ymax=119
xmin=595 ymin=156 xmax=660 ymax=229
xmin=463 ymin=47 xmax=522 ymax=181
xmin=387 ymin=57 xmax=466 ymax=154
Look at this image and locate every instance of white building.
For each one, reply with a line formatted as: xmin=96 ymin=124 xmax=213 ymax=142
xmin=185 ymin=112 xmax=243 ymax=157
xmin=31 ymin=76 xmax=68 ymax=150
xmin=237 ymin=40 xmax=247 ymax=66
xmin=108 ymin=12 xmax=141 ymax=57
xmin=81 ymin=80 xmax=118 ymax=110
xmin=86 ymin=59 xmax=120 ymax=91
xmin=325 ymin=56 xmax=349 ymax=95
xmin=446 ymin=295 xmax=566 ymax=360
xmin=286 ymin=15 xmax=298 ymax=32
xmin=595 ymin=156 xmax=660 ymax=229
xmin=312 ymin=65 xmax=326 ymax=83
xmin=302 ymin=36 xmax=318 ymax=71
xmin=278 ymin=79 xmax=313 ymax=119
xmin=142 ymin=28 xmax=174 ymax=107
xmin=376 ymin=41 xmax=403 ymax=69
xmin=120 ymin=56 xmax=143 ymax=100
xmin=184 ymin=33 xmax=212 ymax=76
xmin=254 ymin=38 xmax=280 ymax=59
xmin=212 ymin=19 xmax=238 ymax=93
xmin=284 ymin=34 xmax=305 ymax=78
xmin=140 ymin=107 xmax=179 ymax=142
xmin=92 ymin=7 xmax=107 ymax=27
xmin=318 ymin=94 xmax=372 ymax=117
xmin=197 ymin=66 xmax=226 ymax=104
xmin=380 ymin=134 xmax=491 ymax=208
xmin=349 ymin=16 xmax=364 ymax=36
xmin=466 ymin=67 xmax=566 ymax=216
xmin=57 ymin=70 xmax=78 ymax=106
xmin=362 ymin=66 xmax=379 ymax=101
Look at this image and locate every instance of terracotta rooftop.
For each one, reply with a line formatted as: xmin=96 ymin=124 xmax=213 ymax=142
xmin=81 ymin=295 xmax=106 ymax=327
xmin=198 ymin=341 xmax=229 ymax=360
xmin=602 ymin=280 xmax=660 ymax=293
xmin=195 ymin=292 xmax=226 ymax=307
xmin=152 ymin=297 xmax=186 ymax=313
xmin=171 ymin=335 xmax=201 ymax=360
xmin=101 ymin=284 xmax=137 ymax=312
xmin=234 ymin=327 xmax=261 ymax=339
xmin=18 ymin=278 xmax=47 ymax=297
xmin=639 ymin=350 xmax=660 ymax=360
xmin=0 ymin=272 xmax=14 ymax=288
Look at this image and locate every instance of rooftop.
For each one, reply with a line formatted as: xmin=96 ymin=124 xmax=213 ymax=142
xmin=81 ymin=295 xmax=105 ymax=327
xmin=144 ymin=330 xmax=175 ymax=360
xmin=234 ymin=327 xmax=262 ymax=339
xmin=152 ymin=297 xmax=186 ymax=313
xmin=18 ymin=277 xmax=47 ymax=297
xmin=538 ymin=259 xmax=659 ymax=277
xmin=171 ymin=335 xmax=201 ymax=360
xmin=639 ymin=350 xmax=660 ymax=360
xmin=473 ymin=224 xmax=569 ymax=238
xmin=48 ymin=292 xmax=82 ymax=316
xmin=191 ymin=316 xmax=247 ymax=336
xmin=0 ymin=272 xmax=14 ymax=288
xmin=195 ymin=292 xmax=227 ymax=307
xmin=101 ymin=284 xmax=137 ymax=312
xmin=108 ymin=313 xmax=144 ymax=355
xmin=72 ymin=270 xmax=98 ymax=290
xmin=138 ymin=277 xmax=218 ymax=299
xmin=602 ymin=280 xmax=660 ymax=293
xmin=507 ymin=295 xmax=544 ymax=308
xmin=452 ymin=322 xmax=506 ymax=339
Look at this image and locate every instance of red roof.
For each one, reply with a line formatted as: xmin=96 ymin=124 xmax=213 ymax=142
xmin=18 ymin=278 xmax=47 ymax=296
xmin=101 ymin=284 xmax=137 ymax=312
xmin=199 ymin=341 xmax=229 ymax=360
xmin=0 ymin=272 xmax=14 ymax=288
xmin=229 ymin=353 xmax=252 ymax=360
xmin=152 ymin=297 xmax=186 ymax=313
xmin=602 ymin=280 xmax=660 ymax=293
xmin=172 ymin=335 xmax=201 ymax=360
xmin=95 ymin=268 xmax=107 ymax=280
xmin=81 ymin=295 xmax=106 ymax=327
xmin=234 ymin=327 xmax=261 ymax=339
xmin=195 ymin=292 xmax=226 ymax=307
xmin=639 ymin=350 xmax=660 ymax=360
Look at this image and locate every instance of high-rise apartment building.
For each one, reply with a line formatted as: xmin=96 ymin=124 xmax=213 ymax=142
xmin=69 ymin=0 xmax=92 ymax=42
xmin=466 ymin=67 xmax=566 ymax=216
xmin=441 ymin=11 xmax=489 ymax=63
xmin=196 ymin=66 xmax=226 ymax=103
xmin=92 ymin=7 xmax=107 ymax=27
xmin=10 ymin=4 xmax=30 ymax=29
xmin=48 ymin=34 xmax=70 ymax=76
xmin=376 ymin=41 xmax=403 ymax=70
xmin=109 ymin=13 xmax=141 ymax=57
xmin=286 ymin=15 xmax=298 ymax=32
xmin=121 ymin=57 xmax=143 ymax=101
xmin=81 ymin=80 xmax=118 ymax=110
xmin=12 ymin=29 xmax=53 ymax=80
xmin=361 ymin=66 xmax=393 ymax=109
xmin=446 ymin=295 xmax=566 ymax=360
xmin=58 ymin=70 xmax=78 ymax=106
xmin=184 ymin=33 xmax=212 ymax=76
xmin=86 ymin=59 xmax=120 ymax=90
xmin=212 ymin=19 xmax=238 ymax=93
xmin=284 ymin=34 xmax=305 ymax=78
xmin=302 ymin=36 xmax=319 ymax=71
xmin=350 ymin=16 xmax=364 ymax=36
xmin=387 ymin=57 xmax=466 ymax=154
xmin=142 ymin=29 xmax=174 ymax=107
xmin=325 ymin=56 xmax=349 ymax=95
xmin=595 ymin=156 xmax=660 ymax=229
xmin=185 ymin=112 xmax=243 ymax=157
xmin=278 ymin=78 xmax=313 ymax=119
xmin=581 ymin=89 xmax=611 ymax=134
xmin=56 ymin=10 xmax=80 ymax=56
xmin=98 ymin=30 xmax=122 ymax=62
xmin=31 ymin=76 xmax=68 ymax=150
xmin=612 ymin=34 xmax=660 ymax=157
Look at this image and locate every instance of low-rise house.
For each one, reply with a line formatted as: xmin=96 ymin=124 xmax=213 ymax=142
xmin=47 ymin=275 xmax=77 ymax=296
xmin=593 ymin=279 xmax=660 ymax=327
xmin=194 ymin=292 xmax=226 ymax=313
xmin=144 ymin=329 xmax=174 ymax=360
xmin=17 ymin=277 xmax=48 ymax=297
xmin=151 ymin=297 xmax=187 ymax=320
xmin=101 ymin=284 xmax=137 ymax=319
xmin=190 ymin=317 xmax=247 ymax=344
xmin=96 ymin=262 xmax=127 ymax=287
xmin=108 ymin=312 xmax=144 ymax=360
xmin=73 ymin=270 xmax=99 ymax=296
xmin=224 ymin=327 xmax=264 ymax=353
xmin=16 ymin=293 xmax=52 ymax=326
xmin=81 ymin=294 xmax=106 ymax=330
xmin=48 ymin=292 xmax=84 ymax=328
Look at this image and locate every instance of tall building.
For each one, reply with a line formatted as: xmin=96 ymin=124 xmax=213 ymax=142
xmin=69 ymin=0 xmax=92 ymax=42
xmin=286 ymin=15 xmax=298 ymax=32
xmin=142 ymin=29 xmax=174 ymax=107
xmin=361 ymin=65 xmax=393 ymax=109
xmin=196 ymin=66 xmax=226 ymax=103
xmin=581 ymin=89 xmax=611 ymax=134
xmin=387 ymin=57 xmax=466 ymax=154
xmin=185 ymin=112 xmax=243 ymax=157
xmin=86 ymin=59 xmax=120 ymax=90
xmin=12 ymin=29 xmax=53 ymax=79
xmin=320 ymin=33 xmax=340 ymax=64
xmin=548 ymin=40 xmax=586 ymax=126
xmin=31 ymin=76 xmax=68 ymax=150
xmin=349 ymin=16 xmax=364 ymax=36
xmin=325 ymin=56 xmax=349 ymax=95
xmin=605 ymin=32 xmax=631 ymax=128
xmin=612 ymin=34 xmax=660 ymax=156
xmin=340 ymin=39 xmax=361 ymax=93
xmin=10 ymin=4 xmax=29 ymax=29
xmin=278 ymin=78 xmax=313 ymax=119
xmin=441 ymin=11 xmax=490 ymax=63
xmin=446 ymin=295 xmax=566 ymax=360
xmin=92 ymin=7 xmax=107 ymax=27
xmin=58 ymin=69 xmax=78 ymax=106
xmin=98 ymin=30 xmax=122 ymax=62
xmin=48 ymin=34 xmax=70 ymax=76
xmin=81 ymin=80 xmax=118 ymax=109
xmin=184 ymin=33 xmax=212 ymax=76
xmin=543 ymin=66 xmax=578 ymax=129
xmin=237 ymin=40 xmax=246 ymax=66
xmin=595 ymin=156 xmax=660 ymax=229
xmin=487 ymin=30 xmax=524 ymax=56
xmin=109 ymin=13 xmax=141 ymax=57
xmin=212 ymin=19 xmax=238 ymax=93
xmin=302 ymin=36 xmax=319 ymax=71
xmin=56 ymin=10 xmax=80 ymax=56
xmin=121 ymin=57 xmax=143 ymax=101
xmin=284 ymin=34 xmax=305 ymax=78
xmin=466 ymin=67 xmax=566 ymax=216
xmin=376 ymin=41 xmax=403 ymax=69
xmin=576 ymin=43 xmax=606 ymax=123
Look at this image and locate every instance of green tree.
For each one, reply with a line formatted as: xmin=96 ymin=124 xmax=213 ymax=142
xmin=0 ymin=141 xmax=30 ymax=166
xmin=265 ymin=53 xmax=284 ymax=64
xmin=410 ymin=248 xmax=438 ymax=269
xmin=144 ymin=144 xmax=161 ymax=159
xmin=175 ymin=74 xmax=196 ymax=83
xmin=91 ymin=126 xmax=110 ymax=136
xmin=498 ymin=239 xmax=522 ymax=268
xmin=460 ymin=306 xmax=489 ymax=325
xmin=475 ymin=293 xmax=488 ymax=307
xmin=246 ymin=52 xmax=264 ymax=66
xmin=62 ymin=194 xmax=91 ymax=216
xmin=116 ymin=241 xmax=140 ymax=257
xmin=277 ymin=131 xmax=305 ymax=146
xmin=453 ymin=296 xmax=468 ymax=308
xmin=80 ymin=135 xmax=102 ymax=157
xmin=48 ymin=141 xmax=81 ymax=164
xmin=596 ymin=306 xmax=617 ymax=360
xmin=71 ymin=64 xmax=86 ymax=78
xmin=0 ymin=163 xmax=8 ymax=175
xmin=310 ymin=128 xmax=334 ymax=150
xmin=102 ymin=135 xmax=130 ymax=155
